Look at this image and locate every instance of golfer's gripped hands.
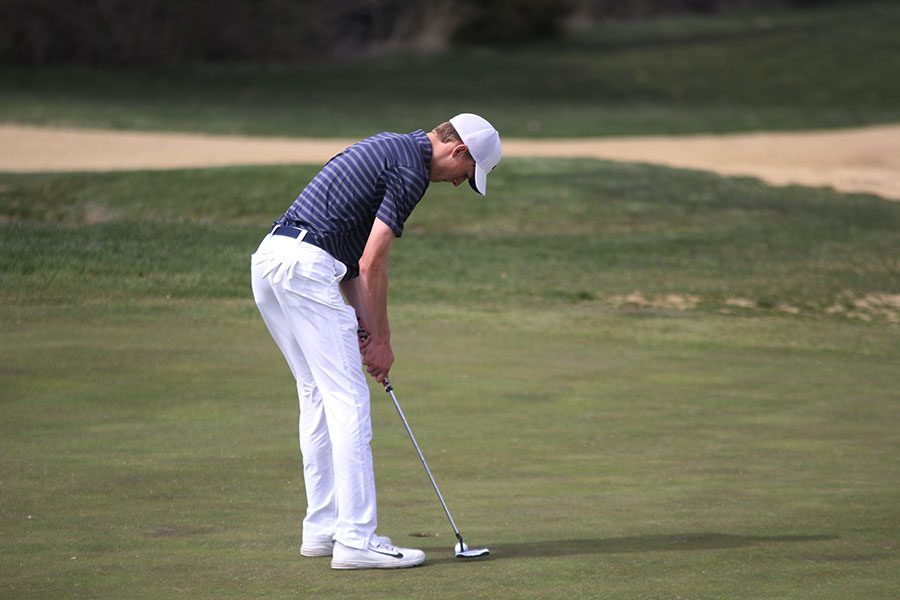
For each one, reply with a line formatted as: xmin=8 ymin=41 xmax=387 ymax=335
xmin=356 ymin=322 xmax=392 ymax=384
xmin=362 ymin=336 xmax=393 ymax=384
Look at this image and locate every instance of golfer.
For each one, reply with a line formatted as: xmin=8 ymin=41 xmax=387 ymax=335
xmin=250 ymin=114 xmax=502 ymax=570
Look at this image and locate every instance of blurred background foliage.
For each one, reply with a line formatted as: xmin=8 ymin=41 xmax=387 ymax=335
xmin=1 ymin=0 xmax=857 ymax=66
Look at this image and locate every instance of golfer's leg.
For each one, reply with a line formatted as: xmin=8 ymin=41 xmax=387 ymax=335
xmin=251 ymin=257 xmax=337 ymax=543
xmin=294 ymin=363 xmax=338 ymax=543
xmin=278 ymin=277 xmax=377 ymax=550
xmin=315 ymin=320 xmax=376 ymax=551
xmin=251 ymin=262 xmax=304 ymax=381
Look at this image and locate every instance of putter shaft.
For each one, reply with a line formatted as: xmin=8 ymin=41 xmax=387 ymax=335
xmin=384 ymin=379 xmax=464 ymax=545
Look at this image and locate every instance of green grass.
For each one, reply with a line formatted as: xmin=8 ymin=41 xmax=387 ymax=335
xmin=1 ymin=160 xmax=897 ymax=315
xmin=2 ymin=301 xmax=897 ymax=599
xmin=1 ymin=159 xmax=899 ymax=598
xmin=2 ymin=2 xmax=899 ymax=137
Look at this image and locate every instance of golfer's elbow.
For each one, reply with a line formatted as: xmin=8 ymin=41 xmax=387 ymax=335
xmin=359 ymin=255 xmax=388 ymax=281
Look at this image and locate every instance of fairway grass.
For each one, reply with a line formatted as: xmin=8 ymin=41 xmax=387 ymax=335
xmin=1 ymin=301 xmax=898 ymax=599
xmin=1 ymin=158 xmax=899 ymax=598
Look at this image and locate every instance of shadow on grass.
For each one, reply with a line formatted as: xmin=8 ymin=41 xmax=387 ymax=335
xmin=426 ymin=532 xmax=836 ymax=565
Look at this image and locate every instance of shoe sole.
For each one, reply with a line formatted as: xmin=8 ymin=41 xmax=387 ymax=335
xmin=331 ymin=559 xmax=424 ymax=570
xmin=300 ymin=544 xmax=334 ymax=558
xmin=301 ymin=537 xmax=402 ymax=558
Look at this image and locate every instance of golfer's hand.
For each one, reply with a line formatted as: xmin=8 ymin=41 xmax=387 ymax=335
xmin=363 ymin=337 xmax=393 ymax=384
xmin=356 ymin=322 xmax=371 ymax=353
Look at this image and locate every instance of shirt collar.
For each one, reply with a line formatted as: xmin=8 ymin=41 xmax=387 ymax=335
xmin=411 ymin=129 xmax=432 ymax=167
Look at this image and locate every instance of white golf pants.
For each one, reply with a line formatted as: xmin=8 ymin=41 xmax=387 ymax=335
xmin=250 ymin=231 xmax=377 ymax=550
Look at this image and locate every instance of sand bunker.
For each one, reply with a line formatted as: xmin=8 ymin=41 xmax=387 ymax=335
xmin=1 ymin=123 xmax=899 ymax=201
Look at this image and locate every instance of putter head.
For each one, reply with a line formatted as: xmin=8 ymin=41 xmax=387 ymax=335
xmin=455 ymin=540 xmax=490 ymax=558
xmin=455 ymin=547 xmax=490 ymax=558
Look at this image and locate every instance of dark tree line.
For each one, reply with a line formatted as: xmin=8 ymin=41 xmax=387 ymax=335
xmin=0 ymin=0 xmax=852 ymax=66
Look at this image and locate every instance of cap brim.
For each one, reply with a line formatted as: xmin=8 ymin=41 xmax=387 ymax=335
xmin=470 ymin=164 xmax=488 ymax=195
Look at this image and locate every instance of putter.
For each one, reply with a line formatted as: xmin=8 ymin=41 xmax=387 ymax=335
xmin=384 ymin=378 xmax=490 ymax=559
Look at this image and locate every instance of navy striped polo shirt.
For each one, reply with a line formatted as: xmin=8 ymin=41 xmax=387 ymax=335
xmin=275 ymin=129 xmax=432 ymax=280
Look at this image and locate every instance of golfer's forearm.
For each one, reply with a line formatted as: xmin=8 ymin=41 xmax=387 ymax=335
xmin=359 ymin=261 xmax=390 ymax=340
xmin=357 ymin=218 xmax=396 ymax=343
xmin=340 ymin=278 xmax=366 ymax=322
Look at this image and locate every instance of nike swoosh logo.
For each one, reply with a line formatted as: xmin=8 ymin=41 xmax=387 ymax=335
xmin=372 ymin=548 xmax=404 ymax=558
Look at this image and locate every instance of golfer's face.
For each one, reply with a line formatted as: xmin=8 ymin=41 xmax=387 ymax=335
xmin=432 ymin=145 xmax=476 ymax=187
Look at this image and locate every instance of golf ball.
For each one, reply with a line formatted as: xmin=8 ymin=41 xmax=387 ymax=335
xmin=455 ymin=542 xmax=469 ymax=553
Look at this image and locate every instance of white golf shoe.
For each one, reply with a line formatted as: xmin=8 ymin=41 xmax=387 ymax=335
xmin=300 ymin=539 xmax=334 ymax=557
xmin=301 ymin=534 xmax=394 ymax=558
xmin=331 ymin=538 xmax=425 ymax=570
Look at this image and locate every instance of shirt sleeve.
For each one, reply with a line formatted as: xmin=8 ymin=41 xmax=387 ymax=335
xmin=376 ymin=166 xmax=426 ymax=238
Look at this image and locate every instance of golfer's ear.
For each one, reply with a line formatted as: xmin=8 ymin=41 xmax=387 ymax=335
xmin=452 ymin=144 xmax=469 ymax=158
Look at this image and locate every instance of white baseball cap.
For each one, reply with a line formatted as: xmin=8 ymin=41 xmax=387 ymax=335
xmin=449 ymin=113 xmax=502 ymax=195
